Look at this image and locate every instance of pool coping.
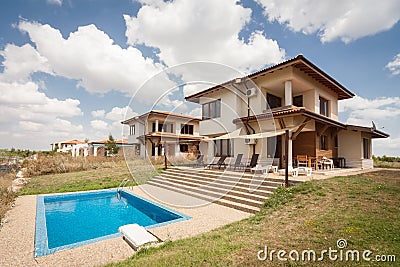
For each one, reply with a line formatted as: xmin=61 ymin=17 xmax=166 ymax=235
xmin=34 ymin=189 xmax=191 ymax=257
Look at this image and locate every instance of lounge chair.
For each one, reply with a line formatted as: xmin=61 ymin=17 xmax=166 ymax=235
xmin=245 ymin=154 xmax=259 ymax=171
xmin=119 ymin=224 xmax=158 ymax=250
xmin=206 ymin=155 xmax=228 ymax=169
xmin=193 ymin=154 xmax=204 ymax=167
xmin=278 ymin=166 xmax=299 ymax=177
xmin=229 ymin=154 xmax=244 ymax=171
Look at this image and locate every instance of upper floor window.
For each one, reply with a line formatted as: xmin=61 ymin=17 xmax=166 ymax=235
xmin=180 ymin=124 xmax=194 ymax=135
xmin=130 ymin=125 xmax=135 ymax=135
xmin=293 ymin=95 xmax=303 ymax=107
xmin=202 ymin=99 xmax=221 ymax=120
xmin=152 ymin=122 xmax=174 ymax=133
xmin=319 ymin=96 xmax=329 ymax=116
xmin=267 ymin=93 xmax=282 ymax=109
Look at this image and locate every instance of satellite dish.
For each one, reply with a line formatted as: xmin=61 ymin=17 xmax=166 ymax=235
xmin=372 ymin=121 xmax=376 ymax=130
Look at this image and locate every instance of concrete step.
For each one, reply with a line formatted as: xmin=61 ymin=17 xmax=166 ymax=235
xmin=149 ymin=177 xmax=264 ymax=208
xmin=168 ymin=167 xmax=303 ymax=186
xmin=157 ymin=174 xmax=271 ymax=202
xmin=164 ymin=168 xmax=283 ymax=188
xmin=146 ymin=179 xmax=260 ymax=214
xmin=160 ymin=171 xmax=276 ymax=195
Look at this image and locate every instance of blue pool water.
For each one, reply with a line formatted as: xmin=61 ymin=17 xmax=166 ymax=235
xmin=35 ymin=189 xmax=189 ymax=257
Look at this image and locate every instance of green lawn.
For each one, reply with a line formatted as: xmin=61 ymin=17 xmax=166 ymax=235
xmin=106 ymin=170 xmax=399 ymax=266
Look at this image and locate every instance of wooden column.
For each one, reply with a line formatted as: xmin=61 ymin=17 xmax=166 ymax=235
xmin=285 ymin=129 xmax=289 ymax=187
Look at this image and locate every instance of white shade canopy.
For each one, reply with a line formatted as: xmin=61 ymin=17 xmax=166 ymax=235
xmin=208 ymin=127 xmax=297 ymax=140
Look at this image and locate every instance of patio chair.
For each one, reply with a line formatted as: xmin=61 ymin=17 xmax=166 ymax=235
xmin=322 ymin=156 xmax=334 ymax=170
xmin=245 ymin=154 xmax=259 ymax=170
xmin=229 ymin=154 xmax=244 ymax=171
xmin=296 ymin=155 xmax=308 ymax=167
xmin=206 ymin=155 xmax=228 ymax=169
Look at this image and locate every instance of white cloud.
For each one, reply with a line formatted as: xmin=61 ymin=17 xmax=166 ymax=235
xmin=124 ymin=0 xmax=285 ymax=72
xmin=18 ymin=121 xmax=43 ymax=132
xmin=374 ymin=136 xmax=400 ymax=156
xmin=17 ymin=20 xmax=176 ymax=100
xmin=257 ymin=0 xmax=400 ymax=43
xmin=91 ymin=109 xmax=106 ymax=118
xmin=90 ymin=120 xmax=109 ymax=131
xmin=339 ymin=95 xmax=400 ymax=132
xmin=186 ymin=107 xmax=201 ymax=118
xmin=386 ymin=53 xmax=400 ymax=75
xmin=0 ymin=79 xmax=84 ymax=149
xmin=47 ymin=0 xmax=62 ymax=6
xmin=0 ymin=44 xmax=51 ymax=82
xmin=339 ymin=95 xmax=400 ymax=113
xmin=105 ymin=106 xmax=137 ymax=122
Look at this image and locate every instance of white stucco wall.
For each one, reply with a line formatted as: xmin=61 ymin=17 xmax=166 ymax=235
xmin=338 ymin=130 xmax=364 ymax=168
xmin=199 ymin=91 xmax=242 ymax=136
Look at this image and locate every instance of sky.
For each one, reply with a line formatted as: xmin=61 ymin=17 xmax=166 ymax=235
xmin=0 ymin=0 xmax=399 ymax=156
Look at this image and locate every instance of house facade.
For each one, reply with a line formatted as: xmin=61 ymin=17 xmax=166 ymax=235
xmin=122 ymin=110 xmax=204 ymax=159
xmin=51 ymin=140 xmax=88 ymax=156
xmin=51 ymin=139 xmax=133 ymax=157
xmin=185 ymin=55 xmax=389 ymax=169
xmin=88 ymin=139 xmax=133 ymax=157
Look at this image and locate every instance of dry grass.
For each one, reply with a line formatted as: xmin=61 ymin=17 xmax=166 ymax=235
xmin=21 ymin=158 xmax=163 ymax=195
xmin=23 ymin=154 xmax=130 ymax=177
xmin=0 ymin=171 xmax=16 ymax=221
xmin=374 ymin=160 xmax=400 ymax=169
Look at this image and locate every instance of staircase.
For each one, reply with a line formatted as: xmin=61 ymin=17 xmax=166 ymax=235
xmin=146 ymin=167 xmax=295 ymax=213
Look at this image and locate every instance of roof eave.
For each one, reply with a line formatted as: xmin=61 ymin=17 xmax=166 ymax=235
xmin=185 ymin=54 xmax=355 ymax=102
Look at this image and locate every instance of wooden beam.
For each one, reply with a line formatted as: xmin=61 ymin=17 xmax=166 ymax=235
xmin=291 ymin=118 xmax=311 ymax=141
xmin=278 ymin=118 xmax=286 ymax=129
xmin=285 ymin=129 xmax=289 ymax=187
xmin=318 ymin=124 xmax=330 ymax=136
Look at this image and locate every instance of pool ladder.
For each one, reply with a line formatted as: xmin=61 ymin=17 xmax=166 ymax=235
xmin=117 ymin=178 xmax=131 ymax=197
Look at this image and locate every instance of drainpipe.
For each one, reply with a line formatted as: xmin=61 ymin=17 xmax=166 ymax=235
xmin=232 ymin=78 xmax=256 ymax=154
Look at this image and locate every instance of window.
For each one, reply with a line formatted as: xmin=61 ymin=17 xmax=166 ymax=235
xmin=202 ymin=99 xmax=221 ymax=120
xmin=180 ymin=144 xmax=189 ymax=152
xmin=129 ymin=125 xmax=135 ymax=135
xmin=319 ymin=96 xmax=329 ymax=116
xmin=320 ymin=135 xmax=327 ymax=150
xmin=214 ymin=139 xmax=233 ymax=157
xmin=363 ymin=138 xmax=370 ymax=159
xmin=293 ymin=95 xmax=303 ymax=107
xmin=180 ymin=124 xmax=194 ymax=135
xmin=267 ymin=93 xmax=282 ymax=109
xmin=152 ymin=122 xmax=173 ymax=133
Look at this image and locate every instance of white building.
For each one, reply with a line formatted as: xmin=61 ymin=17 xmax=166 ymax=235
xmin=121 ymin=110 xmax=204 ymax=159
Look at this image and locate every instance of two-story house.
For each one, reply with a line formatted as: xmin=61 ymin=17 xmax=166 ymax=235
xmin=122 ymin=110 xmax=204 ymax=159
xmin=185 ymin=55 xmax=389 ymax=169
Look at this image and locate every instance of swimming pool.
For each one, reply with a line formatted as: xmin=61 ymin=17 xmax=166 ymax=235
xmin=35 ymin=189 xmax=190 ymax=257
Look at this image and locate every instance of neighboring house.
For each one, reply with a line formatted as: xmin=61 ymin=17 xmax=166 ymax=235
xmin=51 ymin=139 xmax=133 ymax=157
xmin=50 ymin=140 xmax=88 ymax=157
xmin=185 ymin=55 xmax=389 ymax=169
xmin=121 ymin=110 xmax=204 ymax=158
xmin=88 ymin=139 xmax=133 ymax=157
